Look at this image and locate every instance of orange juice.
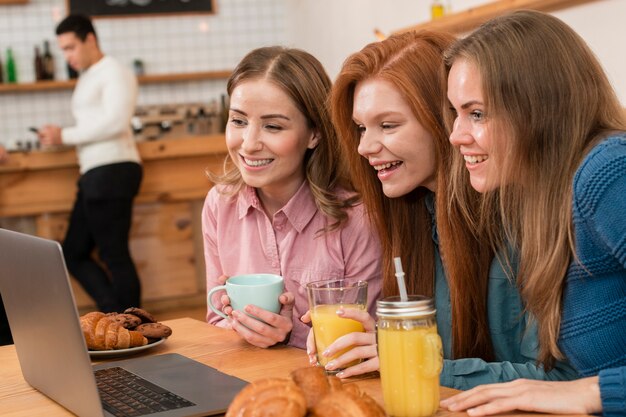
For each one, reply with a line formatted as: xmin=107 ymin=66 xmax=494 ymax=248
xmin=378 ymin=324 xmax=442 ymax=417
xmin=310 ymin=304 xmax=365 ymax=367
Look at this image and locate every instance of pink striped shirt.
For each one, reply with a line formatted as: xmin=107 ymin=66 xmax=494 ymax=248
xmin=202 ymin=181 xmax=382 ymax=348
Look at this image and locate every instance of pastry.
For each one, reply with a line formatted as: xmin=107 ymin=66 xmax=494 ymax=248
xmin=225 ymin=367 xmax=385 ymax=417
xmin=135 ymin=322 xmax=172 ymax=339
xmin=290 ymin=366 xmax=340 ymax=409
xmin=110 ymin=313 xmax=142 ymax=329
xmin=81 ymin=311 xmax=104 ymax=348
xmin=309 ymin=387 xmax=386 ymax=417
xmin=225 ymin=378 xmax=307 ymax=417
xmin=80 ymin=312 xmax=148 ymax=350
xmin=123 ymin=307 xmax=156 ymax=323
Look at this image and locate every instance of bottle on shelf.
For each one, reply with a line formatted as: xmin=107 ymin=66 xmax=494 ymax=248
xmin=185 ymin=108 xmax=196 ymax=135
xmin=0 ymin=54 xmax=3 ymax=83
xmin=195 ymin=106 xmax=210 ymax=135
xmin=132 ymin=58 xmax=145 ymax=76
xmin=6 ymin=48 xmax=17 ymax=83
xmin=34 ymin=46 xmax=45 ymax=81
xmin=42 ymin=40 xmax=55 ymax=80
xmin=219 ymin=94 xmax=229 ymax=133
xmin=207 ymin=99 xmax=219 ymax=134
xmin=431 ymin=0 xmax=445 ymax=20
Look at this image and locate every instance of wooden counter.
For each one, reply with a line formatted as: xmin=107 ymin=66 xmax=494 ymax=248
xmin=0 ymin=135 xmax=228 ymax=312
xmin=0 ymin=134 xmax=228 ymax=216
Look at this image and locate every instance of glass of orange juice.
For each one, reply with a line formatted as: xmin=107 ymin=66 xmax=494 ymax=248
xmin=306 ymin=279 xmax=368 ymax=372
xmin=377 ymin=296 xmax=443 ymax=417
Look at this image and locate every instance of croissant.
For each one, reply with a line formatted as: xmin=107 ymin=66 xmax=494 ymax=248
xmin=225 ymin=378 xmax=307 ymax=417
xmin=226 ymin=366 xmax=385 ymax=417
xmin=290 ymin=366 xmax=342 ymax=409
xmin=80 ymin=312 xmax=148 ymax=350
xmin=309 ymin=386 xmax=386 ymax=417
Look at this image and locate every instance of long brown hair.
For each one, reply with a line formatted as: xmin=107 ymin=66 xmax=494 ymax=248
xmin=210 ymin=46 xmax=356 ymax=230
xmin=331 ymin=31 xmax=495 ymax=360
xmin=444 ymin=10 xmax=626 ymax=367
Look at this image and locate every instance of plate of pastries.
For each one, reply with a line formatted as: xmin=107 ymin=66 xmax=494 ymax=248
xmin=80 ymin=307 xmax=173 ymax=358
xmin=225 ymin=366 xmax=386 ymax=417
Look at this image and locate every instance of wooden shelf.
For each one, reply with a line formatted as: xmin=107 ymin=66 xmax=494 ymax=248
xmin=393 ymin=0 xmax=600 ymax=35
xmin=0 ymin=0 xmax=28 ymax=4
xmin=0 ymin=70 xmax=231 ymax=94
xmin=0 ymin=80 xmax=76 ymax=93
xmin=138 ymin=70 xmax=232 ymax=84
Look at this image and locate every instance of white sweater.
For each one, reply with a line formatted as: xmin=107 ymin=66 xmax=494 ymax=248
xmin=62 ymin=55 xmax=140 ymax=174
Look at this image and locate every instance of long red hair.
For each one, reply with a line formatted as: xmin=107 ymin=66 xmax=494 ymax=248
xmin=331 ymin=31 xmax=495 ymax=360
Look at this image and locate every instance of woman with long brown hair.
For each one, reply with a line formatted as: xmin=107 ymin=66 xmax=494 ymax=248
xmin=442 ymin=10 xmax=626 ymax=415
xmin=203 ymin=46 xmax=382 ymax=349
xmin=306 ymin=30 xmax=576 ymax=389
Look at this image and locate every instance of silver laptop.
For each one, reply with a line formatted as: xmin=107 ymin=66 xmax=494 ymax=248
xmin=0 ymin=228 xmax=248 ymax=417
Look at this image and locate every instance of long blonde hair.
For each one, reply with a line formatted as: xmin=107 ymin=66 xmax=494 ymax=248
xmin=444 ymin=10 xmax=626 ymax=367
xmin=332 ymin=31 xmax=495 ymax=360
xmin=211 ymin=46 xmax=356 ymax=230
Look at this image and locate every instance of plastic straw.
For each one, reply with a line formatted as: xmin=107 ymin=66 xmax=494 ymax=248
xmin=393 ymin=257 xmax=408 ymax=302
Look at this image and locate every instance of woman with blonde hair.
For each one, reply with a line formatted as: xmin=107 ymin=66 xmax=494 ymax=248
xmin=203 ymin=46 xmax=381 ymax=349
xmin=306 ymin=30 xmax=576 ymax=389
xmin=443 ymin=10 xmax=626 ymax=415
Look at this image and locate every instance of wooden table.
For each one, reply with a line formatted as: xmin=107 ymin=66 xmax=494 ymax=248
xmin=0 ymin=318 xmax=582 ymax=416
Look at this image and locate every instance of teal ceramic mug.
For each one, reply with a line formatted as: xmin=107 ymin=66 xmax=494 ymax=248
xmin=207 ymin=274 xmax=284 ymax=320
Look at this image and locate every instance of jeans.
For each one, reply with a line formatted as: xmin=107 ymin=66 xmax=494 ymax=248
xmin=63 ymin=162 xmax=143 ymax=313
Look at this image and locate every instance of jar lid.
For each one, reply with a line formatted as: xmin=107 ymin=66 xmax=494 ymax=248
xmin=376 ymin=295 xmax=435 ymax=317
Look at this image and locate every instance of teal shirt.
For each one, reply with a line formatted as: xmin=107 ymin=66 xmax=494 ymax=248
xmin=425 ymin=193 xmax=578 ymax=390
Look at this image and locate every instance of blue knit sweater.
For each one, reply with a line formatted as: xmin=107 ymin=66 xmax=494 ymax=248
xmin=559 ymin=134 xmax=626 ymax=417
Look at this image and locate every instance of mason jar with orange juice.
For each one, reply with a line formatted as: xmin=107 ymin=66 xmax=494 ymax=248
xmin=377 ymin=296 xmax=443 ymax=417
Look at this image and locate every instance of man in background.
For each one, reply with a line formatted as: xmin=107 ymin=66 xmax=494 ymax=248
xmin=38 ymin=14 xmax=142 ymax=313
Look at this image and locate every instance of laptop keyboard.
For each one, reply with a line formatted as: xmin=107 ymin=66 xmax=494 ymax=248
xmin=95 ymin=367 xmax=196 ymax=417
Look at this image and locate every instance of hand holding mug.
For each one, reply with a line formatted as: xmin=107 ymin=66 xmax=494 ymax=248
xmin=230 ymin=292 xmax=295 ymax=348
xmin=208 ymin=274 xmax=292 ymax=348
xmin=214 ymin=275 xmax=233 ymax=316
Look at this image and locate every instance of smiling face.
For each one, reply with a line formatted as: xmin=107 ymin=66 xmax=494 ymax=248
xmin=447 ymin=58 xmax=501 ymax=193
xmin=226 ymin=78 xmax=319 ymax=206
xmin=352 ymin=78 xmax=437 ymax=198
